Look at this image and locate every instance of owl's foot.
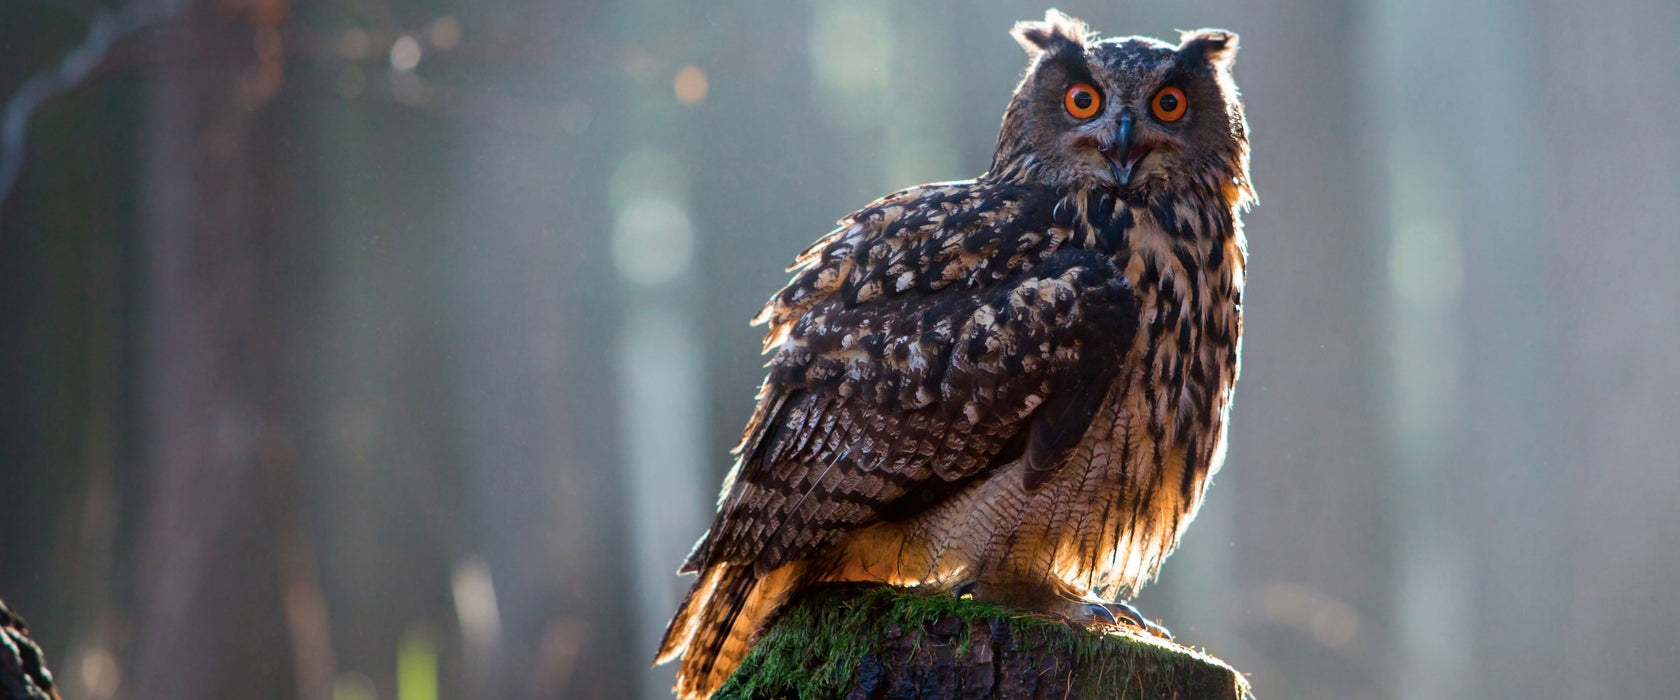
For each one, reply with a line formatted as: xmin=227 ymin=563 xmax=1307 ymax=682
xmin=956 ymin=581 xmax=1171 ymax=639
xmin=953 ymin=581 xmax=979 ymax=599
xmin=1082 ymin=601 xmax=1172 ymax=639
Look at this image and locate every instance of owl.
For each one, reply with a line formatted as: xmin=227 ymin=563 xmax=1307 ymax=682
xmin=657 ymin=10 xmax=1254 ymax=698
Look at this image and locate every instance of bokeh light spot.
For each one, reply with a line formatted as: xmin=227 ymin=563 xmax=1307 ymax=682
xmin=429 ymin=16 xmax=461 ymax=50
xmin=810 ymin=4 xmax=892 ymax=96
xmin=452 ymin=557 xmax=502 ymax=649
xmin=79 ymin=648 xmax=120 ymax=699
xmin=397 ymin=624 xmax=439 ymax=700
xmin=674 ymin=65 xmax=708 ymax=106
xmin=390 ymin=35 xmax=422 ymax=72
xmin=612 ymin=196 xmax=695 ymax=286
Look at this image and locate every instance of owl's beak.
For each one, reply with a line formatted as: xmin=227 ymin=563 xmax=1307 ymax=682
xmin=1102 ymin=111 xmax=1148 ymax=187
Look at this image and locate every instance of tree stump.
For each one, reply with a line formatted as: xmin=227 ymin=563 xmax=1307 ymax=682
xmin=714 ymin=584 xmax=1251 ymax=700
xmin=0 ymin=598 xmax=58 ymax=700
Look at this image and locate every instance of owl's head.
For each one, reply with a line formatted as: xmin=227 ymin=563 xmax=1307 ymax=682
xmin=990 ymin=10 xmax=1253 ymax=209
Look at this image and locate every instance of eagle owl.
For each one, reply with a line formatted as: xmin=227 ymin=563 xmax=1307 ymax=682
xmin=657 ymin=10 xmax=1254 ymax=697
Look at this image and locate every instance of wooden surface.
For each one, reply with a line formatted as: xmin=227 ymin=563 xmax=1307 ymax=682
xmin=715 ymin=584 xmax=1251 ymax=700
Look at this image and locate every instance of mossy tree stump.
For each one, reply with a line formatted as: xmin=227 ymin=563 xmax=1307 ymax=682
xmin=715 ymin=584 xmax=1251 ymax=700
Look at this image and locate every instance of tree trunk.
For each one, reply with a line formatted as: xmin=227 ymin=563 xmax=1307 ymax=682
xmin=131 ymin=2 xmax=296 ymax=698
xmin=715 ymin=584 xmax=1252 ymax=700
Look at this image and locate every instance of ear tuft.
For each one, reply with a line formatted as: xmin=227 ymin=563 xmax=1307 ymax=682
xmin=1179 ymin=28 xmax=1239 ymax=70
xmin=1011 ymin=9 xmax=1092 ymax=58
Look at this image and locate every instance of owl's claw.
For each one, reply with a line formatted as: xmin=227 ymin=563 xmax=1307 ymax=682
xmin=1081 ymin=602 xmax=1119 ymax=624
xmin=1084 ymin=601 xmax=1172 ymax=639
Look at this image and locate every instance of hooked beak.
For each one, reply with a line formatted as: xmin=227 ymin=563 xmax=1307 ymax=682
xmin=1100 ymin=111 xmax=1151 ymax=187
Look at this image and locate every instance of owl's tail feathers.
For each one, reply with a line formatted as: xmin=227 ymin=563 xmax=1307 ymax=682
xmin=655 ymin=562 xmax=804 ymax=699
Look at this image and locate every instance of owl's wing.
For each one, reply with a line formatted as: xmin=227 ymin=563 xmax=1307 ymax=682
xmin=684 ymin=182 xmax=1139 ymax=576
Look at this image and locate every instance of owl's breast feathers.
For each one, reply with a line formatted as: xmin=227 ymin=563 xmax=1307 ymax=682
xmin=658 ymin=178 xmax=1245 ymax=698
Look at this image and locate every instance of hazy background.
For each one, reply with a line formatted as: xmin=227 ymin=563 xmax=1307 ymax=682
xmin=1 ymin=0 xmax=1677 ymax=699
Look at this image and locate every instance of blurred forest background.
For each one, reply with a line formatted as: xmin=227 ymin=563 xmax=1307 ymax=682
xmin=1 ymin=0 xmax=1677 ymax=699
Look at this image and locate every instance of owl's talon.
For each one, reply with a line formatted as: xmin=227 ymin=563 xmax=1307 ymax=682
xmin=1081 ymin=602 xmax=1119 ymax=625
xmin=1104 ymin=601 xmax=1172 ymax=639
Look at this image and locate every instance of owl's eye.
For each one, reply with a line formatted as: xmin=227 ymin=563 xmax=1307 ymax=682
xmin=1151 ymin=86 xmax=1187 ymax=122
xmin=1064 ymin=83 xmax=1101 ymax=119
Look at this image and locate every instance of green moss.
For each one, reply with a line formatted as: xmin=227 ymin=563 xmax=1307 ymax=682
xmin=714 ymin=584 xmax=1253 ymax=700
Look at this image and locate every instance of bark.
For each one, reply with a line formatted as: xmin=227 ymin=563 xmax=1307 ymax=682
xmin=716 ymin=584 xmax=1252 ymax=700
xmin=0 ymin=598 xmax=58 ymax=700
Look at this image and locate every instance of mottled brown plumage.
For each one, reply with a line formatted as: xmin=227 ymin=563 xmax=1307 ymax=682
xmin=657 ymin=11 xmax=1255 ymax=698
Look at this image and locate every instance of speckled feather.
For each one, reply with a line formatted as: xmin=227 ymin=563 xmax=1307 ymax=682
xmin=693 ymin=182 xmax=1138 ymax=575
xmin=659 ymin=11 xmax=1254 ymax=699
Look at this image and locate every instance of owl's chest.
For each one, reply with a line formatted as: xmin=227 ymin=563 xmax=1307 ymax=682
xmin=1108 ymin=224 xmax=1245 ymax=452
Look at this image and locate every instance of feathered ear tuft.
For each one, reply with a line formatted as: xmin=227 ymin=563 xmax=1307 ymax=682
xmin=1178 ymin=29 xmax=1239 ymax=70
xmin=1011 ymin=9 xmax=1092 ymax=58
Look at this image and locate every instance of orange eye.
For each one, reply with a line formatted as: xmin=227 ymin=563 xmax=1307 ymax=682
xmin=1151 ymin=86 xmax=1187 ymax=122
xmin=1064 ymin=83 xmax=1101 ymax=119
